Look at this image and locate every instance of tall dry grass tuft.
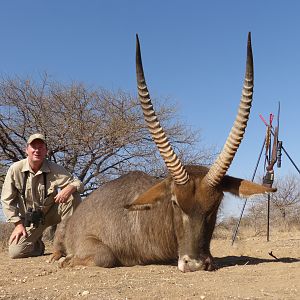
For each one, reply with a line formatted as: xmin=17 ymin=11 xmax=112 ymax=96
xmin=0 ymin=222 xmax=14 ymax=249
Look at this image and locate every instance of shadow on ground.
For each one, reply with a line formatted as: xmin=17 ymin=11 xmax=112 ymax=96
xmin=215 ymin=255 xmax=300 ymax=269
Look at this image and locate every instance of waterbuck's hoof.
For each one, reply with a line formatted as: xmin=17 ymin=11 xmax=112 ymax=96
xmin=59 ymin=254 xmax=73 ymax=268
xmin=47 ymin=251 xmax=64 ymax=263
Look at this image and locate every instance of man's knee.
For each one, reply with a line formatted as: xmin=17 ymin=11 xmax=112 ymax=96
xmin=8 ymin=239 xmax=45 ymax=259
xmin=59 ymin=192 xmax=81 ymax=219
xmin=71 ymin=192 xmax=81 ymax=209
xmin=9 ymin=242 xmax=33 ymax=258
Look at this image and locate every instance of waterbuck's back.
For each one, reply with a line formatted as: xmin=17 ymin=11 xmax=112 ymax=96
xmin=63 ymin=171 xmax=178 ymax=266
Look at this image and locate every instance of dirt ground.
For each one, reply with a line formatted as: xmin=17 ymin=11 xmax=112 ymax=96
xmin=0 ymin=230 xmax=299 ymax=300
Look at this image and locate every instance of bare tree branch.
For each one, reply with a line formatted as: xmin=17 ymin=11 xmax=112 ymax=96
xmin=0 ymin=74 xmax=214 ymax=195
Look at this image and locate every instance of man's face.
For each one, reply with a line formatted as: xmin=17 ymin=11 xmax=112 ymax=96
xmin=26 ymin=139 xmax=47 ymax=165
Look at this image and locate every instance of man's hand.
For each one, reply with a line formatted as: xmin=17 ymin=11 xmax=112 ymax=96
xmin=9 ymin=221 xmax=27 ymax=245
xmin=54 ymin=185 xmax=76 ymax=204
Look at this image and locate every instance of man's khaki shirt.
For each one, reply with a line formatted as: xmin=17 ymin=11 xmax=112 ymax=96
xmin=1 ymin=158 xmax=84 ymax=223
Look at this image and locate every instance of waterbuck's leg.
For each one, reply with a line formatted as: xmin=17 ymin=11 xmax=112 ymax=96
xmin=49 ymin=218 xmax=70 ymax=263
xmin=62 ymin=238 xmax=119 ymax=268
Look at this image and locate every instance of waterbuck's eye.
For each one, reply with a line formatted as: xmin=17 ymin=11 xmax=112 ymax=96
xmin=172 ymin=200 xmax=178 ymax=207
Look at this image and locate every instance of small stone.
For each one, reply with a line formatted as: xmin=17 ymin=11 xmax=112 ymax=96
xmin=82 ymin=291 xmax=90 ymax=296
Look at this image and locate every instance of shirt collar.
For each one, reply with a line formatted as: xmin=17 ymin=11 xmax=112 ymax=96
xmin=21 ymin=158 xmax=50 ymax=174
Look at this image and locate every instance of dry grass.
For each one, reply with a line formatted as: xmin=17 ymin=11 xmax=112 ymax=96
xmin=214 ymin=221 xmax=300 ymax=244
xmin=0 ymin=222 xmax=14 ymax=249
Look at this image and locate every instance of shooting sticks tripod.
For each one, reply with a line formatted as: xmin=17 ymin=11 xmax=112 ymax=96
xmin=231 ymin=103 xmax=300 ymax=245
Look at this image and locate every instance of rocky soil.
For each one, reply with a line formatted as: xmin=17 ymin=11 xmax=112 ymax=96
xmin=0 ymin=231 xmax=299 ymax=300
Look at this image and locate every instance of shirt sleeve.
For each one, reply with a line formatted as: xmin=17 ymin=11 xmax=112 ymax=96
xmin=51 ymin=163 xmax=84 ymax=193
xmin=65 ymin=175 xmax=84 ymax=193
xmin=0 ymin=166 xmax=21 ymax=223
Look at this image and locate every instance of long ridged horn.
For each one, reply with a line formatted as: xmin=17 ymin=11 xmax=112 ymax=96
xmin=204 ymin=32 xmax=254 ymax=187
xmin=136 ymin=34 xmax=189 ymax=185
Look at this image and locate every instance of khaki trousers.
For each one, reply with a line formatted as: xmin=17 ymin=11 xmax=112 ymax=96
xmin=9 ymin=193 xmax=81 ymax=259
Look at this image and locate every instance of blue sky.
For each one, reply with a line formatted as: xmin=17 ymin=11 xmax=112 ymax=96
xmin=0 ymin=1 xmax=299 ymax=217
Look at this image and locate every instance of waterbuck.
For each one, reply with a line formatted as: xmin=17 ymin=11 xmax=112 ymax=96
xmin=50 ymin=33 xmax=276 ymax=272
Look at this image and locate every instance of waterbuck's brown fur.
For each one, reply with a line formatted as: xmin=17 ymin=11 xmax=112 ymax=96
xmin=51 ymin=33 xmax=276 ymax=272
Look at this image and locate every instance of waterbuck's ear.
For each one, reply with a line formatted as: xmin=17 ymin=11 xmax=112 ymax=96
xmin=222 ymin=176 xmax=277 ymax=198
xmin=125 ymin=178 xmax=172 ymax=211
